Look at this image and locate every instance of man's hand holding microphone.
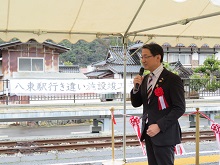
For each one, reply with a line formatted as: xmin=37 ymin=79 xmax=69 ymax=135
xmin=133 ymin=67 xmax=144 ymax=91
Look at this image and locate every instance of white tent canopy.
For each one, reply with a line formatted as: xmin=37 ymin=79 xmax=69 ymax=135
xmin=1 ymin=0 xmax=220 ymax=47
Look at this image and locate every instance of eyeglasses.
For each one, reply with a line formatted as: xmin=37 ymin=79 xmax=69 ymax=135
xmin=140 ymin=55 xmax=153 ymax=60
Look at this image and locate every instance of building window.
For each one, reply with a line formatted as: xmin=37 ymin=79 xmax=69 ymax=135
xmin=18 ymin=58 xmax=44 ymax=71
xmin=168 ymin=53 xmax=191 ymax=65
xmin=199 ymin=54 xmax=212 ymax=65
xmin=163 ymin=53 xmax=168 ymax=62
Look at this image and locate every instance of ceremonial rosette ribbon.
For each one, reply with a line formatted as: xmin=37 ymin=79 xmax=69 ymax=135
xmin=129 ymin=116 xmax=146 ymax=155
xmin=154 ymin=87 xmax=169 ymax=110
xmin=211 ymin=123 xmax=220 ymax=149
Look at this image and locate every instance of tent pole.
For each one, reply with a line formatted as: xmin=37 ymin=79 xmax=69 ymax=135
xmin=122 ymin=35 xmax=128 ymax=163
xmin=122 ymin=1 xmax=147 ymax=160
xmin=124 ymin=0 xmax=146 ymax=36
xmin=128 ymin=11 xmax=220 ymax=35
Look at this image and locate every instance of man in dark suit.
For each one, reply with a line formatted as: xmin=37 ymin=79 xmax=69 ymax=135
xmin=130 ymin=43 xmax=185 ymax=165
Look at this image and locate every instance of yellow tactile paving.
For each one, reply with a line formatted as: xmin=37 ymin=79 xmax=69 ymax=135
xmin=126 ymin=154 xmax=220 ymax=165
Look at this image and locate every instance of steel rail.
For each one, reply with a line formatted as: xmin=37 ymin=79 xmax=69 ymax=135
xmin=0 ymin=131 xmax=215 ymax=155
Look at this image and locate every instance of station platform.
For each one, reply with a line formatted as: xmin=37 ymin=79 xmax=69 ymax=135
xmin=0 ymin=98 xmax=219 ymax=133
xmin=125 ymin=154 xmax=220 ymax=165
xmin=0 ymin=99 xmax=219 ymax=122
xmin=49 ymin=153 xmax=220 ymax=165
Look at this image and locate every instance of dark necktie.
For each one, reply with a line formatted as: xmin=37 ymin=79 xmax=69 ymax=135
xmin=147 ymin=73 xmax=154 ymax=100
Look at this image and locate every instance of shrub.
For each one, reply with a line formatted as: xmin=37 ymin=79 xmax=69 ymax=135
xmin=206 ymin=79 xmax=220 ymax=92
xmin=189 ymin=74 xmax=209 ymax=92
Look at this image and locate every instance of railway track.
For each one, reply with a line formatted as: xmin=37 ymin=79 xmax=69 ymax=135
xmin=0 ymin=130 xmax=215 ymax=155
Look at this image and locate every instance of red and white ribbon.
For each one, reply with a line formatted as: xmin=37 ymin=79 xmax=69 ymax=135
xmin=129 ymin=116 xmax=146 ymax=155
xmin=154 ymin=87 xmax=169 ymax=110
xmin=174 ymin=144 xmax=186 ymax=155
xmin=111 ymin=111 xmax=116 ymax=125
xmin=158 ymin=95 xmax=169 ymax=110
xmin=211 ymin=123 xmax=220 ymax=150
xmin=188 ymin=112 xmax=220 ymax=150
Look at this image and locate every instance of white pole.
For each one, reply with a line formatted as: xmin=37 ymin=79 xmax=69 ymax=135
xmin=110 ymin=107 xmax=115 ymax=161
xmin=122 ymin=37 xmax=128 ymax=163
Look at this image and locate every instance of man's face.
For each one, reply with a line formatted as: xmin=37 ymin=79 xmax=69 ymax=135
xmin=141 ymin=48 xmax=161 ymax=72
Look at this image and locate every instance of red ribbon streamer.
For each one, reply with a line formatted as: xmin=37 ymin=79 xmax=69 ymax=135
xmin=211 ymin=123 xmax=220 ymax=133
xmin=211 ymin=123 xmax=220 ymax=150
xmin=127 ymin=110 xmax=220 ymax=156
xmin=129 ymin=116 xmax=146 ymax=155
xmin=185 ymin=111 xmax=220 ymax=150
xmin=174 ymin=144 xmax=185 ymax=155
xmin=158 ymin=95 xmax=169 ymax=110
xmin=111 ymin=111 xmax=116 ymax=125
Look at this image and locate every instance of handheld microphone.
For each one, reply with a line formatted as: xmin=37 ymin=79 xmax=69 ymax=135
xmin=135 ymin=67 xmax=144 ymax=91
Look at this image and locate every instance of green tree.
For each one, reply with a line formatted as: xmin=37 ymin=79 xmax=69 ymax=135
xmin=189 ymin=74 xmax=209 ymax=92
xmin=192 ymin=55 xmax=220 ymax=92
xmin=59 ymin=38 xmax=135 ymax=67
xmin=59 ymin=39 xmax=108 ymax=67
xmin=194 ymin=55 xmax=220 ymax=79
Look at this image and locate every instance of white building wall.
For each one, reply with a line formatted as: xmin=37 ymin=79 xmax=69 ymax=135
xmin=215 ymin=50 xmax=220 ymax=60
xmin=113 ymin=73 xmax=121 ymax=79
xmin=113 ymin=73 xmax=134 ymax=79
xmin=87 ymin=65 xmax=95 ymax=72
xmin=192 ymin=53 xmax=199 ymax=61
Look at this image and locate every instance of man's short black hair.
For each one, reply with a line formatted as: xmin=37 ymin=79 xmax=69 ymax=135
xmin=142 ymin=43 xmax=164 ymax=63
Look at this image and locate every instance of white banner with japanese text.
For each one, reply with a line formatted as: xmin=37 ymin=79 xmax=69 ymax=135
xmin=10 ymin=79 xmax=134 ymax=95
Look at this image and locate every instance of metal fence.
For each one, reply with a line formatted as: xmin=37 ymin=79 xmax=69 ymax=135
xmin=182 ymin=78 xmax=220 ymax=99
xmin=0 ymin=78 xmax=219 ymax=105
